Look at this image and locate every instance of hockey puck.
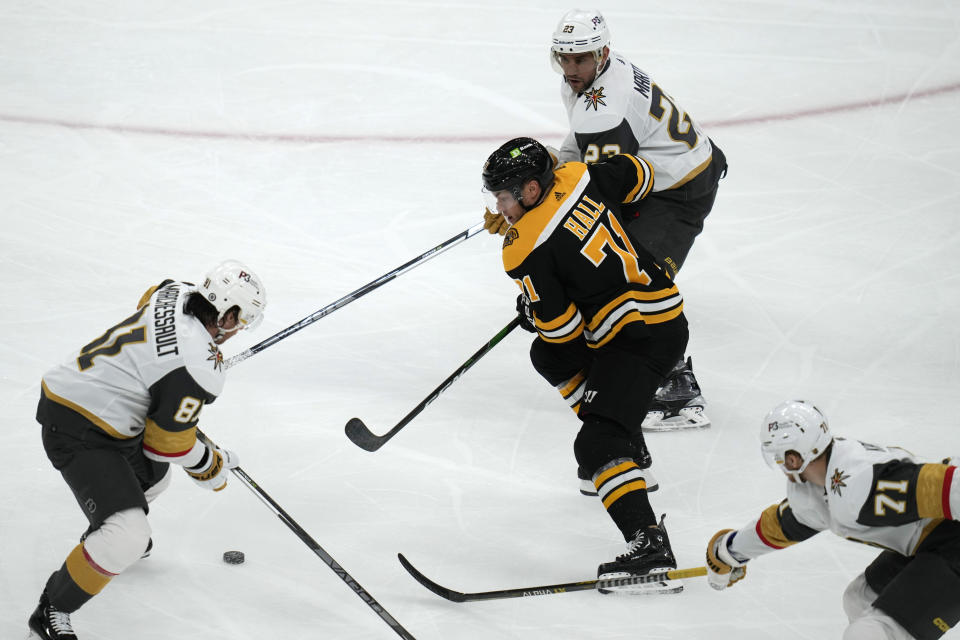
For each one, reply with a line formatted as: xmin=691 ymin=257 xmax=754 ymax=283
xmin=223 ymin=550 xmax=245 ymax=565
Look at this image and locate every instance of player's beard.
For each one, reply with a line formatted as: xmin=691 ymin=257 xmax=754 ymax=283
xmin=565 ymin=75 xmax=585 ymax=92
xmin=566 ymin=70 xmax=598 ymax=94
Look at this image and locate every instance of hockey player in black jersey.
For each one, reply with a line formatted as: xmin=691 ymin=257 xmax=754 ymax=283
xmin=706 ymin=401 xmax=960 ymax=639
xmin=27 ymin=260 xmax=266 ymax=640
xmin=484 ymin=9 xmax=727 ymax=436
xmin=484 ymin=136 xmax=688 ymax=593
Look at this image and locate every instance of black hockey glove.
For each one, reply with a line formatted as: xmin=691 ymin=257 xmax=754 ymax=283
xmin=516 ymin=294 xmax=536 ymax=333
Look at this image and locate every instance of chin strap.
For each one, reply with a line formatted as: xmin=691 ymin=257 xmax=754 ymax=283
xmin=214 ymin=323 xmax=241 ymax=344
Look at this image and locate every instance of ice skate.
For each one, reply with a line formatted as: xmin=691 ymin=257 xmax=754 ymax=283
xmin=642 ymin=356 xmax=710 ymax=432
xmin=597 ymin=516 xmax=682 ymax=595
xmin=28 ymin=591 xmax=77 ymax=640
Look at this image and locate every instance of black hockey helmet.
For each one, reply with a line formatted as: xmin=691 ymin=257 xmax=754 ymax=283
xmin=482 ymin=137 xmax=554 ymax=208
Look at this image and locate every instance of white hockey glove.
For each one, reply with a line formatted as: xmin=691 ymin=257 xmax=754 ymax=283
xmin=185 ymin=444 xmax=238 ymax=491
xmin=706 ymin=529 xmax=748 ymax=590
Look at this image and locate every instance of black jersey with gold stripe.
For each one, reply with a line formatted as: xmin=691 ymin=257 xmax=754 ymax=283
xmin=502 ymin=155 xmax=682 ymax=349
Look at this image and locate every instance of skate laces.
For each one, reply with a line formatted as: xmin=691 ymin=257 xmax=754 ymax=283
xmin=670 ymin=366 xmax=699 ymax=395
xmin=48 ymin=609 xmax=74 ymax=634
xmin=617 ymin=530 xmax=654 ymax=561
xmin=655 ymin=373 xmax=698 ymax=403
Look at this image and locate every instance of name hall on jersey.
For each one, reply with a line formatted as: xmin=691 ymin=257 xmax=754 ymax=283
xmin=563 ymin=195 xmax=607 ymax=241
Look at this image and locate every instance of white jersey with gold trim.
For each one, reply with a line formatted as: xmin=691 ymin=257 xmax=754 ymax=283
xmin=558 ymin=50 xmax=714 ymax=191
xmin=730 ymin=437 xmax=958 ymax=560
xmin=41 ymin=281 xmax=225 ymax=461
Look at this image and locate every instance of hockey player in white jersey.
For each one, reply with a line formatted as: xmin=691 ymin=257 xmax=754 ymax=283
xmin=27 ymin=260 xmax=266 ymax=640
xmin=706 ymin=401 xmax=960 ymax=640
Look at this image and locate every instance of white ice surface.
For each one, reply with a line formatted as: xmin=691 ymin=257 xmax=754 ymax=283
xmin=1 ymin=1 xmax=959 ymax=638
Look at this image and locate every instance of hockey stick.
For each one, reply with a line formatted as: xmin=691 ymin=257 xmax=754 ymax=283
xmin=345 ymin=315 xmax=522 ymax=451
xmin=197 ymin=431 xmax=417 ymax=639
xmin=224 ymin=221 xmax=485 ymax=369
xmin=398 ymin=553 xmax=706 ymax=602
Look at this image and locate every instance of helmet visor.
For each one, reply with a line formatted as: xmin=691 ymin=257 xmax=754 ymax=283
xmin=760 ymin=441 xmax=810 ymax=480
xmin=480 ymin=187 xmax=523 ymax=219
xmin=238 ymin=309 xmax=263 ymax=331
xmin=760 ymin=442 xmax=787 ymax=472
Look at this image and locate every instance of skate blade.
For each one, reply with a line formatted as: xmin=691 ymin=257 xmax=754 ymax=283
xmin=642 ymin=407 xmax=711 ymax=432
xmin=598 ymin=582 xmax=684 ymax=595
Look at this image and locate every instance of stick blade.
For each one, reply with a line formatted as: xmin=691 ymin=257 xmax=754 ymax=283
xmin=345 ymin=417 xmax=390 ymax=452
xmin=397 ymin=553 xmax=467 ymax=603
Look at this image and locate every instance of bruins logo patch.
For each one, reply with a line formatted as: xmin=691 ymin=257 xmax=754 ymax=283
xmin=502 ymin=227 xmax=519 ymax=248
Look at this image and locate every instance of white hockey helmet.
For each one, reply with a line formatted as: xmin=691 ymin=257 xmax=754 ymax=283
xmin=550 ymin=9 xmax=611 ymax=73
xmin=200 ymin=259 xmax=267 ymax=331
xmin=759 ymin=400 xmax=832 ymax=480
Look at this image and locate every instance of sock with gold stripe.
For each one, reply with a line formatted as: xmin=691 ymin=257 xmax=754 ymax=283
xmin=592 ymin=457 xmax=657 ymax=540
xmin=44 ymin=543 xmax=115 ymax=613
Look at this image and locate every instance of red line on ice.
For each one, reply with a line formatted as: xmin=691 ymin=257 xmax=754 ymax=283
xmin=1 ymin=82 xmax=958 ymax=144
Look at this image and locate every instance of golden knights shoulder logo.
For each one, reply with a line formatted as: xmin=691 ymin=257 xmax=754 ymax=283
xmin=830 ymin=468 xmax=850 ymax=496
xmin=583 ymin=87 xmax=607 ymax=111
xmin=207 ymin=343 xmax=224 ymax=371
xmin=503 ymin=227 xmax=519 ymax=248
